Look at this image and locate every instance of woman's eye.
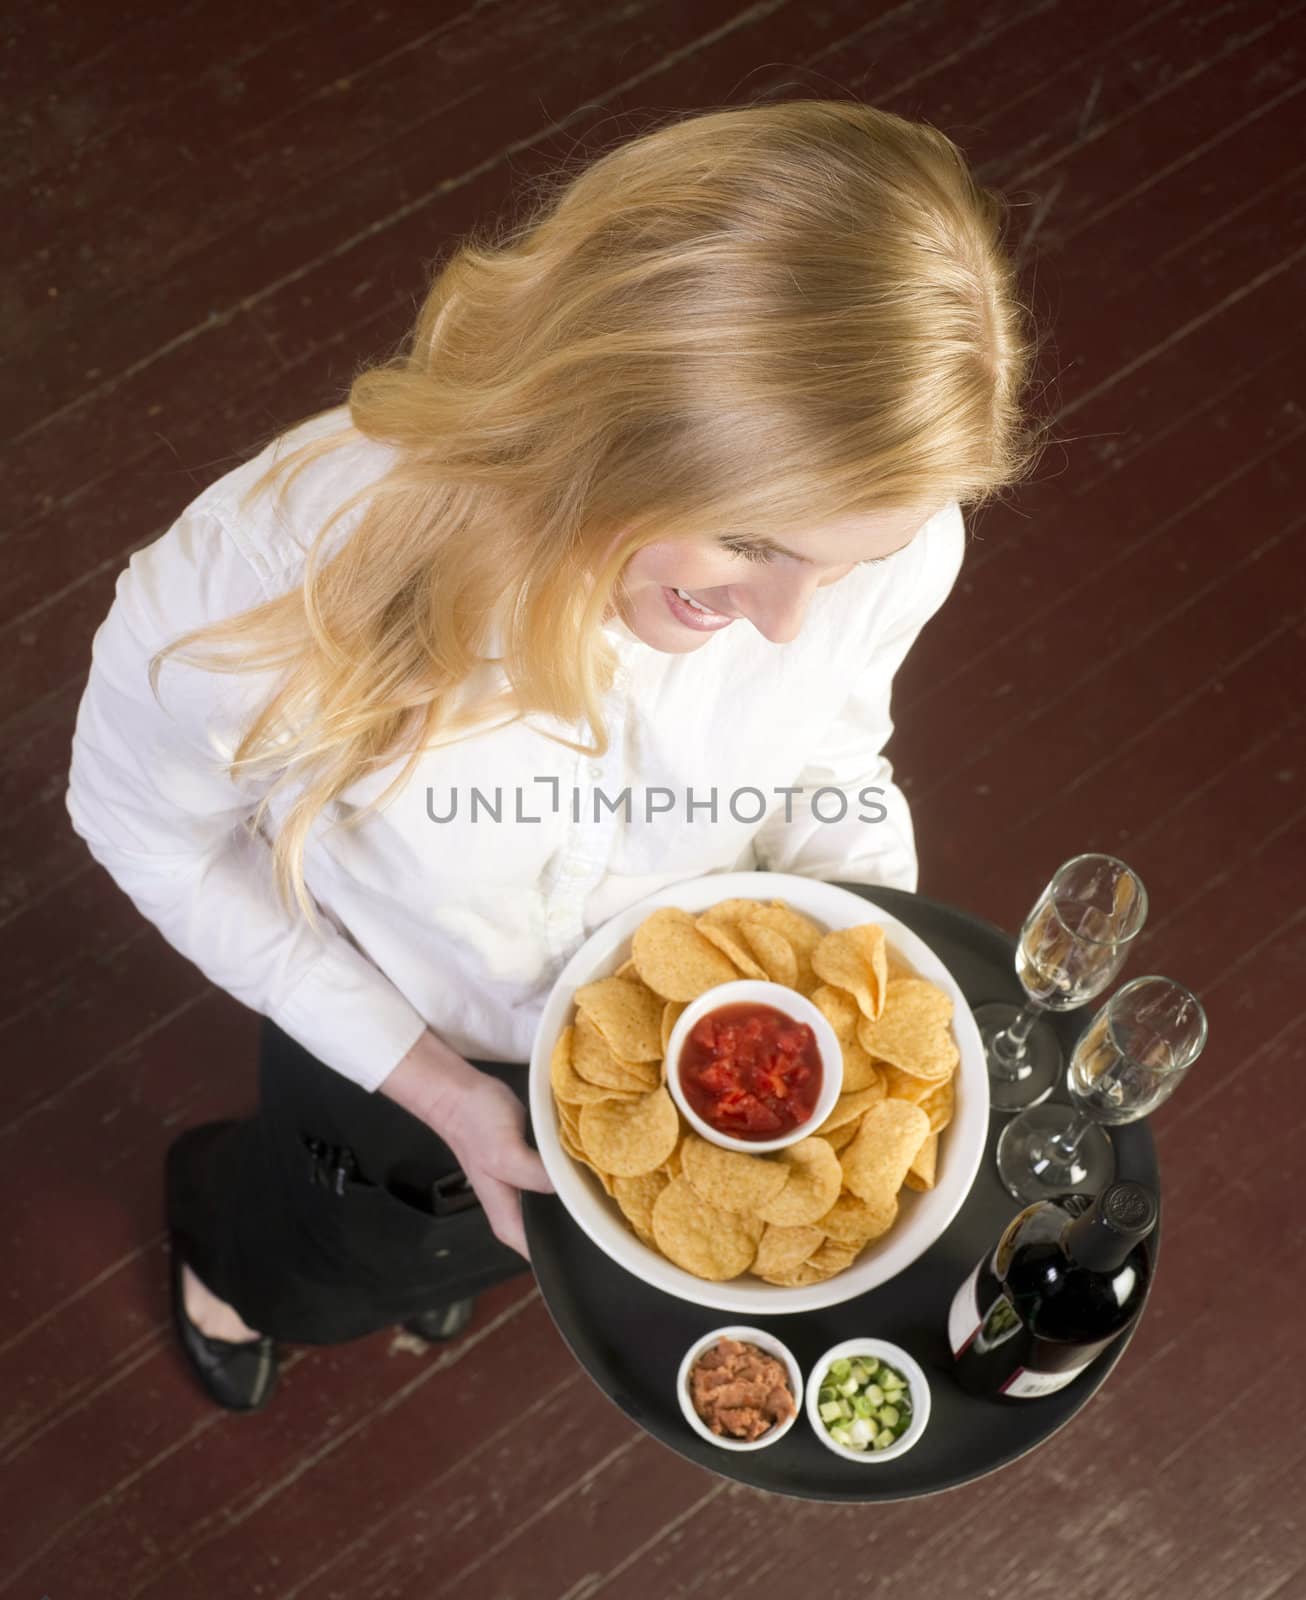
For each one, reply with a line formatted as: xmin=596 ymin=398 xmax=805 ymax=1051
xmin=720 ymin=541 xmax=776 ymax=564
xmin=857 ymin=556 xmax=888 ymax=567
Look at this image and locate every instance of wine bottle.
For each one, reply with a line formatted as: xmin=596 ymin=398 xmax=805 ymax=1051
xmin=947 ymin=1180 xmax=1158 ymax=1401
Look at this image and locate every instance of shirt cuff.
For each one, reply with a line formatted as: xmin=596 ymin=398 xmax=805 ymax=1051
xmin=269 ymin=938 xmax=431 ymax=1093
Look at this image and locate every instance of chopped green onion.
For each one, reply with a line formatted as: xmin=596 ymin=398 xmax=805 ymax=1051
xmin=816 ymin=1354 xmax=914 ymax=1452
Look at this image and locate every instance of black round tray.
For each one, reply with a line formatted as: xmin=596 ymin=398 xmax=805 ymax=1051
xmin=523 ymin=883 xmax=1162 ymax=1502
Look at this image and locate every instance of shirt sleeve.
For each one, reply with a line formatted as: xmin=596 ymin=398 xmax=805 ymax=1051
xmin=749 ymin=501 xmax=966 ymax=895
xmin=64 ymin=503 xmax=430 ymax=1093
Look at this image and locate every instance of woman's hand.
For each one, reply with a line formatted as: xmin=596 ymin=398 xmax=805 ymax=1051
xmin=379 ymin=1029 xmax=554 ymax=1260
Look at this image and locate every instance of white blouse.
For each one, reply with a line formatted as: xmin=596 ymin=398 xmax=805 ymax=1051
xmin=65 ymin=408 xmax=965 ymax=1092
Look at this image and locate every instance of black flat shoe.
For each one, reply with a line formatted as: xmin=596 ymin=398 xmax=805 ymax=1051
xmin=402 ymin=1297 xmax=477 ymax=1343
xmin=168 ymin=1238 xmax=278 ymax=1412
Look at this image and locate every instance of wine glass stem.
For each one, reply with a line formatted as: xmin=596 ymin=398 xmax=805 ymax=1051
xmin=991 ymin=998 xmax=1045 ymax=1070
xmin=1033 ymin=1108 xmax=1095 ymax=1185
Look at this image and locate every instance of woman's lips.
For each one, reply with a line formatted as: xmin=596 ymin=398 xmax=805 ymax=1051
xmin=662 ymin=585 xmax=736 ymax=631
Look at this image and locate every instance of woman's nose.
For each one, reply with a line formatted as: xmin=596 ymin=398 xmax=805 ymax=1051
xmin=735 ymin=571 xmax=824 ymax=644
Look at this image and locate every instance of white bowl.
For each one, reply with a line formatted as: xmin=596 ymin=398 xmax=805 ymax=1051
xmin=529 ymin=870 xmax=989 ymax=1314
xmin=805 ymin=1337 xmax=931 ymax=1463
xmin=676 ymin=1325 xmax=804 ymax=1452
xmin=664 ymin=979 xmax=844 ymax=1153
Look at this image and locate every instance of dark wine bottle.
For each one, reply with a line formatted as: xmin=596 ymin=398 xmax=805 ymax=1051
xmin=947 ymin=1180 xmax=1158 ymax=1401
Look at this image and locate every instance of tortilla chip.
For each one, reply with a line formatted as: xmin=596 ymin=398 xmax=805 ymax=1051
xmin=737 ymin=921 xmax=798 ymax=988
xmin=558 ymin=1116 xmax=617 ymax=1195
xmin=578 ymin=1085 xmax=679 ymax=1177
xmin=572 ymin=1012 xmax=660 ymax=1092
xmin=550 ymin=1024 xmax=642 ymax=1106
xmin=919 ymin=1075 xmax=955 ymax=1134
xmin=681 ymin=1133 xmax=789 ymax=1213
xmin=903 ymin=1131 xmax=938 ymax=1191
xmin=613 ymin=1168 xmax=670 ymax=1244
xmin=810 ymin=984 xmax=860 ymax=1043
xmin=743 ymin=901 xmax=823 ymax=994
xmin=855 ymin=978 xmax=956 ymax=1080
xmin=650 ymin=1175 xmax=763 ymax=1279
xmin=839 ymin=1098 xmax=932 ymax=1205
xmin=805 ymin=1238 xmax=860 ymax=1276
xmin=696 ymin=916 xmax=768 ymax=981
xmin=754 ymin=1137 xmax=843 ymax=1227
xmin=752 ymin=1222 xmax=827 ymax=1278
xmin=819 ymin=1120 xmax=860 ymax=1154
xmin=575 ymin=975 xmax=665 ymax=1062
xmin=662 ymin=1132 xmax=684 ymax=1178
xmin=877 ymin=1061 xmax=936 ymax=1104
xmin=811 ymin=924 xmax=889 ymax=1022
xmin=816 ymin=1190 xmax=900 ymax=1247
xmin=816 ymin=1085 xmax=884 ymax=1133
xmin=631 ymin=906 xmax=740 ymax=1001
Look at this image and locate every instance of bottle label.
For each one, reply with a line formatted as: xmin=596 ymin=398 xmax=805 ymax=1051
xmin=998 ymin=1362 xmax=1093 ymax=1398
xmin=947 ymin=1259 xmax=985 ymax=1357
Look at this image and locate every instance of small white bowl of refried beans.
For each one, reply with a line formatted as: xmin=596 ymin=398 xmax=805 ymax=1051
xmin=677 ymin=1326 xmax=804 ymax=1451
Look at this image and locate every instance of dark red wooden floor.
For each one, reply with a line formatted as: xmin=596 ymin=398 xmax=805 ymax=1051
xmin=4 ymin=1 xmax=1304 ymax=1596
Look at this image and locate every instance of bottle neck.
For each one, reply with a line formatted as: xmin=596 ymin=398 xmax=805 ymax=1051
xmin=1063 ymin=1208 xmax=1136 ymax=1272
xmin=1061 ymin=1181 xmax=1158 ymax=1272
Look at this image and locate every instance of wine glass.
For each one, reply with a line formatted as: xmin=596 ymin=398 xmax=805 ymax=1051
xmin=995 ymin=975 xmax=1208 ymax=1205
xmin=974 ymin=854 xmax=1148 ymax=1113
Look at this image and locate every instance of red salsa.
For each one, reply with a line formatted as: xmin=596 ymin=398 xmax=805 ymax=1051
xmin=678 ymin=1002 xmax=823 ymax=1140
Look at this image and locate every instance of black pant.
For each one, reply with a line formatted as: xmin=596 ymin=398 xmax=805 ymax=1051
xmin=165 ymin=1016 xmax=534 ymax=1344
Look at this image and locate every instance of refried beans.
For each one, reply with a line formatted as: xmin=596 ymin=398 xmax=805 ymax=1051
xmin=688 ymin=1336 xmax=796 ymax=1441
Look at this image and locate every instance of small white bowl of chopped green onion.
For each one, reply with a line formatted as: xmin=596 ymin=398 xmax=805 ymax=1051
xmin=806 ymin=1338 xmax=930 ymax=1462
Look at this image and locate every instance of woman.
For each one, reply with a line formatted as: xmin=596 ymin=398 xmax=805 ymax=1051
xmin=65 ymin=99 xmax=1043 ymax=1411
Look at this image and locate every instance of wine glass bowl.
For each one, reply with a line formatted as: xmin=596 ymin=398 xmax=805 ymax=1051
xmin=1069 ymin=975 xmax=1205 ymax=1121
xmin=976 ymin=854 xmax=1149 ymax=1113
xmin=995 ymin=975 xmax=1207 ymax=1205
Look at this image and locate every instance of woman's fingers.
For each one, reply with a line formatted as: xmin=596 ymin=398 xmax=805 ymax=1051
xmin=496 ymin=1138 xmax=555 ymax=1194
xmin=474 ymin=1170 xmax=530 ymax=1260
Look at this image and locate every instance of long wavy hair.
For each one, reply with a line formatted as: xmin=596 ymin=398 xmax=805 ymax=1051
xmin=153 ymin=98 xmax=1048 ymax=925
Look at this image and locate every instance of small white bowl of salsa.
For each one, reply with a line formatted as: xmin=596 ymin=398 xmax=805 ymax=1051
xmin=663 ymin=979 xmax=844 ymax=1154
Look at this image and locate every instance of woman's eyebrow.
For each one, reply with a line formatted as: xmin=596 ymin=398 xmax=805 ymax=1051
xmin=722 ymin=534 xmax=917 ymax=563
xmin=719 ymin=534 xmax=812 ymax=561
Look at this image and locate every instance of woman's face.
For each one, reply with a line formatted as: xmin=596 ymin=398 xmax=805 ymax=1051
xmin=607 ymin=504 xmax=941 ymax=652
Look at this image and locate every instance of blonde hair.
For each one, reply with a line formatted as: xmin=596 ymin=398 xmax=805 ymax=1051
xmin=153 ymin=98 xmax=1047 ymax=925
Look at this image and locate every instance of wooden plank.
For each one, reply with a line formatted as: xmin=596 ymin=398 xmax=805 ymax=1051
xmin=0 ymin=990 xmax=258 ymax=1312
xmin=0 ymin=0 xmax=203 ymax=115
xmin=5 ymin=0 xmax=368 ymax=195
xmin=903 ymin=458 xmax=1304 ymax=870
xmin=898 ymin=326 xmax=1306 ymax=732
xmin=967 ymin=0 xmax=1305 ymax=182
xmin=3 ymin=0 xmax=740 ymax=434
xmin=0 ymin=1278 xmax=542 ymax=1596
xmin=0 ymin=932 xmax=209 ymax=1129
